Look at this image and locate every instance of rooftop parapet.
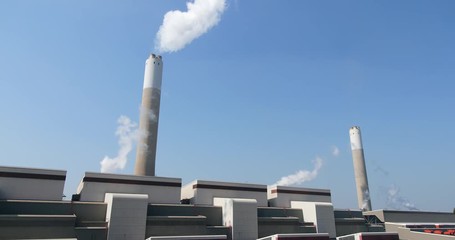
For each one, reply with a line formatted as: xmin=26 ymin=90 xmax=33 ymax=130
xmin=181 ymin=180 xmax=268 ymax=207
xmin=268 ymin=185 xmax=332 ymax=208
xmin=0 ymin=166 xmax=66 ymax=201
xmin=76 ymin=172 xmax=181 ymax=204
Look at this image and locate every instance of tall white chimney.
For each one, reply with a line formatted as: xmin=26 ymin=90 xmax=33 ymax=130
xmin=135 ymin=53 xmax=163 ymax=176
xmin=349 ymin=126 xmax=372 ymax=211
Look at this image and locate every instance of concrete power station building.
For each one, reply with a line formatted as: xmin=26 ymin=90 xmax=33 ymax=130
xmin=1 ymin=54 xmax=454 ymax=240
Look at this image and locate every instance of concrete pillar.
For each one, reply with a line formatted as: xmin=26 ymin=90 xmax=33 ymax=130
xmin=291 ymin=201 xmax=336 ymax=239
xmin=214 ymin=198 xmax=258 ymax=240
xmin=105 ymin=193 xmax=148 ymax=240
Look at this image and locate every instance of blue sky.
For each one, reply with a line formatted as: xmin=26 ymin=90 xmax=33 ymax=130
xmin=1 ymin=0 xmax=454 ymax=211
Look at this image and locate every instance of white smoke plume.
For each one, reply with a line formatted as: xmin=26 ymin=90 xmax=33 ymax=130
xmin=362 ymin=189 xmax=371 ymax=210
xmin=140 ymin=106 xmax=158 ymax=123
xmin=386 ymin=184 xmax=419 ymax=210
xmin=331 ymin=146 xmax=340 ymax=157
xmin=100 ymin=116 xmax=139 ymax=173
xmin=275 ymin=157 xmax=323 ymax=186
xmin=134 ymin=107 xmax=156 ymax=153
xmin=155 ymin=0 xmax=226 ymax=53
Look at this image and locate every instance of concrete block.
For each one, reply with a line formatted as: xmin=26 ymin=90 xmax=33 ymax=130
xmin=77 ymin=172 xmax=181 ymax=204
xmin=268 ymin=185 xmax=331 ymax=208
xmin=258 ymin=233 xmax=330 ymax=240
xmin=0 ymin=166 xmax=66 ymax=201
xmin=214 ymin=197 xmax=258 ymax=240
xmin=291 ymin=201 xmax=336 ymax=239
xmin=337 ymin=232 xmax=399 ymax=240
xmin=105 ymin=193 xmax=148 ymax=240
xmin=182 ymin=180 xmax=267 ymax=206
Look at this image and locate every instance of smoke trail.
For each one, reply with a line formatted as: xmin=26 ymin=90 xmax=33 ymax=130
xmin=140 ymin=106 xmax=158 ymax=123
xmin=155 ymin=0 xmax=226 ymax=53
xmin=135 ymin=106 xmax=157 ymax=152
xmin=362 ymin=189 xmax=371 ymax=210
xmin=100 ymin=116 xmax=139 ymax=173
xmin=275 ymin=157 xmax=323 ymax=186
xmin=371 ymin=163 xmax=416 ymax=210
xmin=386 ymin=184 xmax=419 ymax=210
xmin=371 ymin=161 xmax=389 ymax=176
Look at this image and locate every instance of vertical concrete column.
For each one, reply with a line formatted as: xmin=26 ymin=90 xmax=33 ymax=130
xmin=214 ymin=198 xmax=258 ymax=240
xmin=349 ymin=126 xmax=372 ymax=211
xmin=291 ymin=201 xmax=336 ymax=239
xmin=105 ymin=193 xmax=149 ymax=240
xmin=135 ymin=54 xmax=163 ymax=176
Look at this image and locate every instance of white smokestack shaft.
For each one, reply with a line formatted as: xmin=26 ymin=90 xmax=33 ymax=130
xmin=349 ymin=126 xmax=372 ymax=211
xmin=135 ymin=54 xmax=163 ymax=176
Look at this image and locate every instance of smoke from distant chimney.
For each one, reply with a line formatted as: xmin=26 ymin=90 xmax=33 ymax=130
xmin=100 ymin=116 xmax=139 ymax=173
xmin=386 ymin=184 xmax=419 ymax=210
xmin=372 ymin=159 xmax=418 ymax=210
xmin=155 ymin=0 xmax=226 ymax=53
xmin=275 ymin=157 xmax=323 ymax=186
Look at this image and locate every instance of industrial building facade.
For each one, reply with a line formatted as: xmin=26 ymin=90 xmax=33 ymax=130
xmin=2 ymin=54 xmax=454 ymax=239
xmin=1 ymin=165 xmax=455 ymax=240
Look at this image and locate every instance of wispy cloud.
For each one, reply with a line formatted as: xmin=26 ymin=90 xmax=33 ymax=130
xmin=275 ymin=157 xmax=323 ymax=186
xmin=331 ymin=146 xmax=340 ymax=157
xmin=155 ymin=0 xmax=227 ymax=53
